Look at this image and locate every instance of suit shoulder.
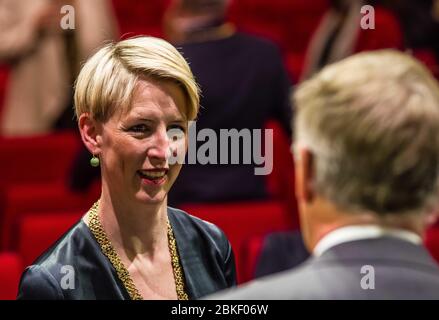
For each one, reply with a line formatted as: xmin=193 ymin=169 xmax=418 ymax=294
xmin=208 ymin=260 xmax=319 ymax=300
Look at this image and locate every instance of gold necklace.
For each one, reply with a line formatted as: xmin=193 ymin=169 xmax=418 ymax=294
xmin=85 ymin=200 xmax=189 ymax=300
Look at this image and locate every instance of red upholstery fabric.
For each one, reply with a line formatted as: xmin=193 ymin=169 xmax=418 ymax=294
xmin=0 ymin=132 xmax=81 ymax=186
xmin=229 ymin=0 xmax=328 ymax=58
xmin=412 ymin=49 xmax=439 ymax=79
xmin=0 ymin=132 xmax=82 ymax=249
xmin=265 ymin=120 xmax=299 ymax=229
xmin=111 ymin=0 xmax=170 ymax=38
xmin=355 ymin=7 xmax=404 ymax=53
xmin=0 ymin=252 xmax=23 ymax=300
xmin=181 ymin=201 xmax=294 ymax=283
xmin=0 ymin=65 xmax=9 ymax=119
xmin=1 ymin=183 xmax=86 ymax=250
xmin=425 ymin=223 xmax=439 ymax=264
xmin=18 ymin=212 xmax=82 ymax=267
xmin=239 ymin=234 xmax=265 ymax=283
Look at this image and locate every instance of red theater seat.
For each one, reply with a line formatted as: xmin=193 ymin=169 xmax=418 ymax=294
xmin=412 ymin=49 xmax=439 ymax=79
xmin=0 ymin=132 xmax=81 ymax=186
xmin=0 ymin=253 xmax=23 ymax=300
xmin=265 ymin=120 xmax=299 ymax=229
xmin=229 ymin=0 xmax=328 ymax=56
xmin=239 ymin=234 xmax=265 ymax=283
xmin=0 ymin=65 xmax=9 ymax=117
xmin=18 ymin=212 xmax=83 ymax=267
xmin=1 ymin=183 xmax=86 ymax=250
xmin=111 ymin=0 xmax=170 ymax=37
xmin=425 ymin=223 xmax=439 ymax=264
xmin=181 ymin=201 xmax=294 ymax=283
xmin=0 ymin=132 xmax=82 ymax=249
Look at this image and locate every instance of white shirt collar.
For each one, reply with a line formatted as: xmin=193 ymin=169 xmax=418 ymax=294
xmin=313 ymin=225 xmax=422 ymax=257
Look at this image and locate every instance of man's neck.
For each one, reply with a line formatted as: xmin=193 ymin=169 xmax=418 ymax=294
xmin=313 ymin=224 xmax=423 ymax=257
xmin=304 ymin=197 xmax=425 ymax=253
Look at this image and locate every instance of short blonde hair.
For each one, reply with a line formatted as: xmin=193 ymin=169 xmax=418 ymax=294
xmin=294 ymin=50 xmax=439 ymax=215
xmin=74 ymin=36 xmax=200 ymax=122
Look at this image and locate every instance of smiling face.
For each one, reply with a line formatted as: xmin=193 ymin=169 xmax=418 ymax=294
xmin=98 ymin=79 xmax=188 ymax=205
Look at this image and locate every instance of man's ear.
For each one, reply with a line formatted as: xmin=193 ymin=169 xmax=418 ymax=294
xmin=295 ymin=146 xmax=315 ymax=204
xmin=78 ymin=113 xmax=102 ymax=155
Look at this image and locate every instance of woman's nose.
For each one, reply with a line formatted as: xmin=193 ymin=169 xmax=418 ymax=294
xmin=148 ymin=129 xmax=170 ymax=161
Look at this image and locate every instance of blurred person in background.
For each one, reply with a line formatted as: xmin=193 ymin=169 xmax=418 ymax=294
xmin=301 ymin=0 xmax=403 ymax=80
xmin=0 ymin=0 xmax=117 ymax=136
xmin=375 ymin=0 xmax=439 ymax=76
xmin=163 ymin=0 xmax=293 ymax=206
xmin=209 ymin=50 xmax=439 ymax=299
xmin=17 ymin=37 xmax=236 ymax=300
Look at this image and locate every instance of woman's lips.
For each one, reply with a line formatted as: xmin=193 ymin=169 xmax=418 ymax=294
xmin=140 ymin=175 xmax=167 ymax=186
xmin=137 ymin=169 xmax=168 ymax=186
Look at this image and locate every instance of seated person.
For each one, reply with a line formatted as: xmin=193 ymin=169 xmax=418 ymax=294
xmin=164 ymin=0 xmax=293 ymax=206
xmin=301 ymin=0 xmax=403 ymax=80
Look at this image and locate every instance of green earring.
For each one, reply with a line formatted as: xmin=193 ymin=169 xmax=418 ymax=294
xmin=90 ymin=155 xmax=100 ymax=167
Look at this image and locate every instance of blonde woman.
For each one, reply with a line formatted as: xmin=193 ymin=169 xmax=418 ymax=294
xmin=17 ymin=37 xmax=236 ymax=300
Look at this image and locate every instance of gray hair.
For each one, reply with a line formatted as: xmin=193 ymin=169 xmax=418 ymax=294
xmin=294 ymin=50 xmax=439 ymax=215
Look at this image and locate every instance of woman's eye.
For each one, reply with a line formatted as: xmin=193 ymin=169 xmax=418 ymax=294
xmin=167 ymin=125 xmax=186 ymax=141
xmin=129 ymin=124 xmax=149 ymax=133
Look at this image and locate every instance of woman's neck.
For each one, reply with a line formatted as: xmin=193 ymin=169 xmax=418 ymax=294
xmin=96 ymin=188 xmax=169 ymax=259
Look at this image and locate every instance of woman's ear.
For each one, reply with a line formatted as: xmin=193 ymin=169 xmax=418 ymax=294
xmin=78 ymin=113 xmax=102 ymax=155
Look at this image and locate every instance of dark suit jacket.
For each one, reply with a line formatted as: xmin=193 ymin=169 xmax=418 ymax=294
xmin=17 ymin=207 xmax=236 ymax=300
xmin=255 ymin=231 xmax=309 ymax=279
xmin=209 ymin=237 xmax=439 ymax=299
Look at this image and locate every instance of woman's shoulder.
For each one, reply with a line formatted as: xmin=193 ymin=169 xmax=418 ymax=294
xmin=31 ymin=219 xmax=90 ymax=269
xmin=17 ymin=219 xmax=93 ymax=299
xmin=167 ymin=207 xmax=230 ymax=251
xmin=168 ymin=206 xmax=225 ymax=233
xmin=168 ymin=207 xmax=236 ymax=288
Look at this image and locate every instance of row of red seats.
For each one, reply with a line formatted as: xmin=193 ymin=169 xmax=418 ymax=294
xmin=0 ymin=128 xmax=298 ymax=298
xmin=0 ymin=122 xmax=296 ymax=248
xmin=110 ymin=0 xmax=328 ymax=41
xmin=228 ymin=0 xmax=328 ymax=52
xmin=0 ymin=131 xmax=85 ymax=249
xmin=182 ymin=201 xmax=295 ymax=283
xmin=108 ymin=0 xmax=328 ymax=79
xmin=3 ymin=207 xmax=439 ymax=299
xmin=108 ymin=1 xmax=439 ymax=81
xmin=0 ymin=200 xmax=295 ymax=299
xmin=2 ymin=130 xmax=439 ymax=298
xmin=0 ymin=212 xmax=83 ymax=299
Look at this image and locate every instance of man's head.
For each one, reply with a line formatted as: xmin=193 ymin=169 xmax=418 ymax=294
xmin=293 ymin=50 xmax=439 ymax=249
